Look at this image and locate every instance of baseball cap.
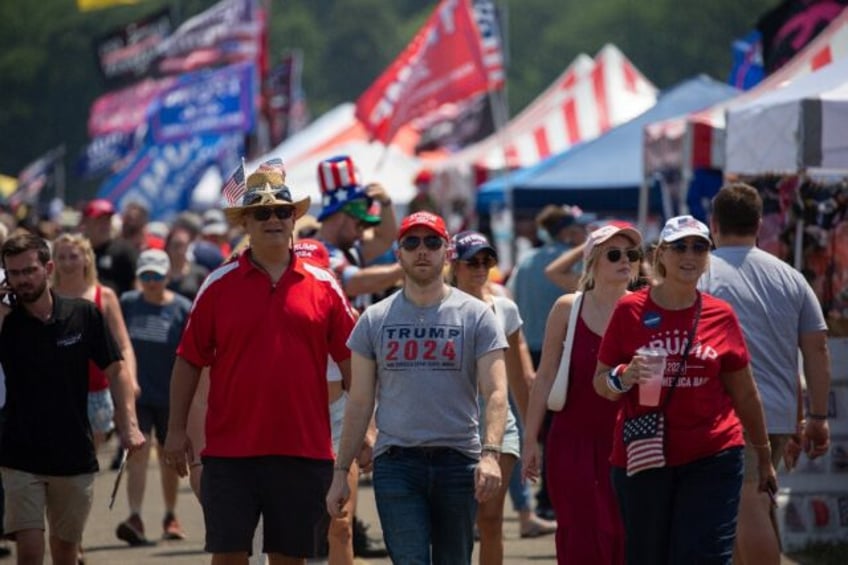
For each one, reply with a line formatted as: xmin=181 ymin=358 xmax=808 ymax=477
xmin=397 ymin=212 xmax=449 ymax=241
xmin=82 ymin=199 xmax=115 ymax=219
xmin=136 ymin=249 xmax=170 ymax=276
xmin=293 ymin=238 xmax=330 ymax=269
xmin=583 ymin=221 xmax=643 ymax=260
xmin=659 ymin=215 xmax=711 ymax=243
xmin=452 ymin=231 xmax=497 ymax=261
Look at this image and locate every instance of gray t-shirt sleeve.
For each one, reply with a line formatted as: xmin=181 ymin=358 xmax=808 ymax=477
xmin=347 ymin=310 xmax=375 ymax=359
xmin=797 ymin=276 xmax=828 ymax=334
xmin=475 ymin=306 xmax=509 ymax=358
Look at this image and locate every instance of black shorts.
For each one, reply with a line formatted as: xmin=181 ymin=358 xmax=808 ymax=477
xmin=200 ymin=455 xmax=332 ymax=557
xmin=136 ymin=404 xmax=169 ymax=446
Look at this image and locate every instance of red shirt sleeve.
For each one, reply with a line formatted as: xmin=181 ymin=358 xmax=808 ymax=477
xmin=177 ymin=285 xmax=216 ymax=368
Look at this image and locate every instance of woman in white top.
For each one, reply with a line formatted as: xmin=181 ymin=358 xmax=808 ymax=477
xmin=450 ymin=230 xmax=553 ymax=565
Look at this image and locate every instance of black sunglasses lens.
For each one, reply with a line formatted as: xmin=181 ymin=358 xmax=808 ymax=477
xmin=400 ymin=237 xmax=420 ymax=251
xmin=692 ymin=241 xmax=709 ymax=253
xmin=252 ymin=208 xmax=271 ymax=221
xmin=626 ymin=249 xmax=641 ymax=262
xmin=606 ymin=249 xmax=622 ymax=262
xmin=274 ymin=207 xmax=294 ymax=219
xmin=252 ymin=206 xmax=293 ymax=221
xmin=423 ymin=236 xmax=443 ymax=250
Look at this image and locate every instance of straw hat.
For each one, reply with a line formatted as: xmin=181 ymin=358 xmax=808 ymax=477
xmin=224 ymin=162 xmax=310 ymax=224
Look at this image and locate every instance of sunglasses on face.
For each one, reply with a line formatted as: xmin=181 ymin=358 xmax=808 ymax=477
xmin=242 ymin=186 xmax=293 ymax=207
xmin=250 ymin=206 xmax=294 ymax=221
xmin=463 ymin=256 xmax=496 ymax=269
xmin=139 ymin=272 xmax=165 ymax=282
xmin=605 ymin=248 xmax=641 ymax=263
xmin=667 ymin=240 xmax=710 ymax=255
xmin=400 ymin=235 xmax=445 ymax=251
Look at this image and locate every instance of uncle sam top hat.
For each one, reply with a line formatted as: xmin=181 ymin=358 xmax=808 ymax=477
xmin=317 ymin=155 xmax=374 ymax=222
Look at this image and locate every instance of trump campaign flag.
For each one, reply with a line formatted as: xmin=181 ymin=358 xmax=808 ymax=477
xmin=355 ymin=0 xmax=504 ymax=144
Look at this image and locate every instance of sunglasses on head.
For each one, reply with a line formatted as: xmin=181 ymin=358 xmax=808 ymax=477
xmin=400 ymin=235 xmax=445 ymax=251
xmin=250 ymin=206 xmax=294 ymax=221
xmin=667 ymin=240 xmax=710 ymax=255
xmin=605 ymin=248 xmax=641 ymax=263
xmin=139 ymin=271 xmax=165 ymax=282
xmin=242 ymin=186 xmax=293 ymax=207
xmin=463 ymin=256 xmax=496 ymax=269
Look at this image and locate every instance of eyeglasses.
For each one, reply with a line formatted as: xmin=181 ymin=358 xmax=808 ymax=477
xmin=250 ymin=206 xmax=294 ymax=221
xmin=139 ymin=272 xmax=166 ymax=282
xmin=605 ymin=248 xmax=641 ymax=263
xmin=463 ymin=256 xmax=496 ymax=269
xmin=242 ymin=186 xmax=293 ymax=207
xmin=667 ymin=240 xmax=710 ymax=255
xmin=399 ymin=235 xmax=445 ymax=251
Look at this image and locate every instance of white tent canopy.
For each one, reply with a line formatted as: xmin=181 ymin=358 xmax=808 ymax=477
xmin=247 ymin=103 xmax=430 ymax=210
xmin=725 ymin=57 xmax=848 ymax=175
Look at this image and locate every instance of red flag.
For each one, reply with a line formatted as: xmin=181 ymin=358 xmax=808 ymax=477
xmin=355 ymin=0 xmax=504 ymax=144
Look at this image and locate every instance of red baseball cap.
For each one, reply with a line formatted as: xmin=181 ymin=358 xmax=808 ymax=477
xmin=397 ymin=212 xmax=449 ymax=241
xmin=293 ymin=238 xmax=330 ymax=269
xmin=82 ymin=198 xmax=115 ymax=219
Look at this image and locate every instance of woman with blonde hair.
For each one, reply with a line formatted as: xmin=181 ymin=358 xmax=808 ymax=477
xmin=592 ymin=215 xmax=775 ymax=564
xmin=523 ymin=221 xmax=644 ymax=564
xmin=52 ymin=233 xmax=137 ymax=448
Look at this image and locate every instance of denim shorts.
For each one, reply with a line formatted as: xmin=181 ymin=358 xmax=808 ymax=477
xmin=87 ymin=389 xmax=114 ymax=435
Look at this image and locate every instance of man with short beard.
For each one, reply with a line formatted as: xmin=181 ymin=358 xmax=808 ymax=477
xmin=0 ymin=232 xmax=145 ymax=565
xmin=326 ymin=212 xmax=509 ymax=564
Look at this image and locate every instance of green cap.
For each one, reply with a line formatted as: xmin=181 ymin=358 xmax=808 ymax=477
xmin=343 ymin=199 xmax=380 ymax=225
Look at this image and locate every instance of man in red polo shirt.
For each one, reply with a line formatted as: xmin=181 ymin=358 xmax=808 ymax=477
xmin=163 ymin=160 xmax=356 ymax=564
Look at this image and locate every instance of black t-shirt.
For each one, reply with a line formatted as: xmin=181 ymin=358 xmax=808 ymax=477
xmin=0 ymin=292 xmax=122 ymax=475
xmin=166 ymin=262 xmax=209 ymax=302
xmin=94 ymin=239 xmax=139 ymax=296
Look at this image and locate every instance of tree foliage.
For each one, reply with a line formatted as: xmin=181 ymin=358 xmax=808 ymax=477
xmin=0 ymin=0 xmax=778 ymax=202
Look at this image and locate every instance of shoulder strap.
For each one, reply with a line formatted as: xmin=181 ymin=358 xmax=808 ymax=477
xmin=661 ymin=292 xmax=702 ymax=410
xmin=93 ymin=285 xmax=103 ymax=310
xmin=562 ymin=291 xmax=583 ymax=358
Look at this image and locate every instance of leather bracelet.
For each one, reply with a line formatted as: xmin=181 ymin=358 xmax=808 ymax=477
xmin=807 ymin=412 xmax=828 ymax=421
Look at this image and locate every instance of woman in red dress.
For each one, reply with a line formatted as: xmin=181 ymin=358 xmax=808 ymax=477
xmin=522 ymin=221 xmax=642 ymax=564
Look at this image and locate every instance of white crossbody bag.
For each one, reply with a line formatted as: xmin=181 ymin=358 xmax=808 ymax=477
xmin=546 ymin=292 xmax=583 ymax=411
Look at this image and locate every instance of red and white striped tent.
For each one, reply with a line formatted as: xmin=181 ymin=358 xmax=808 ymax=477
xmin=434 ymin=44 xmax=657 ymax=199
xmin=644 ymin=8 xmax=848 ymax=176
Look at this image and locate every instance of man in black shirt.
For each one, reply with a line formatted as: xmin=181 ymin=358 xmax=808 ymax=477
xmin=0 ymin=232 xmax=144 ymax=565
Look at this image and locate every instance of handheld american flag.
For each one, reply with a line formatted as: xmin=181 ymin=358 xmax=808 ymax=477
xmin=222 ymin=159 xmax=246 ymax=206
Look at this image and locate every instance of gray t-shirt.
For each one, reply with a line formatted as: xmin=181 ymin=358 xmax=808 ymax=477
xmin=699 ymin=246 xmax=827 ymax=433
xmin=347 ymin=287 xmax=508 ymax=458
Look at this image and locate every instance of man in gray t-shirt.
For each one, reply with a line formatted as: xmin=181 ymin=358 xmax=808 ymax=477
xmin=699 ymin=182 xmax=831 ymax=565
xmin=326 ymin=212 xmax=508 ymax=564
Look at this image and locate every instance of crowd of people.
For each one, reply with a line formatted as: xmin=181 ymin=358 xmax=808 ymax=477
xmin=0 ymin=156 xmax=834 ymax=565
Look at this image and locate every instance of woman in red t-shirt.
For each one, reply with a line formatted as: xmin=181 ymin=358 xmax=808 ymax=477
xmin=592 ymin=215 xmax=775 ymax=564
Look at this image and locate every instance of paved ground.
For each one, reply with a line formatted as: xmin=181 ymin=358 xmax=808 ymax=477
xmin=0 ymin=444 xmax=804 ymax=563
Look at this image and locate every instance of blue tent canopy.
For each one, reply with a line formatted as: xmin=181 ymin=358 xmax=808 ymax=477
xmin=476 ymin=75 xmax=739 ymax=214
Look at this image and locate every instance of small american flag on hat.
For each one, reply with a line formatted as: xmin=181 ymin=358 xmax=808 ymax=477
xmin=222 ymin=159 xmax=246 ymax=206
xmin=623 ymin=413 xmax=666 ymax=476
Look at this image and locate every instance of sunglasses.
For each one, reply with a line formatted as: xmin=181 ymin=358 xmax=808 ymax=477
xmin=463 ymin=256 xmax=496 ymax=269
xmin=605 ymin=248 xmax=641 ymax=263
xmin=139 ymin=271 xmax=166 ymax=282
xmin=242 ymin=186 xmax=293 ymax=207
xmin=400 ymin=235 xmax=445 ymax=251
xmin=667 ymin=240 xmax=710 ymax=255
xmin=250 ymin=206 xmax=294 ymax=221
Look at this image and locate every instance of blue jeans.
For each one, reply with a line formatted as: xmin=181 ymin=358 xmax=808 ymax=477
xmin=374 ymin=446 xmax=478 ymax=565
xmin=611 ymin=447 xmax=744 ymax=565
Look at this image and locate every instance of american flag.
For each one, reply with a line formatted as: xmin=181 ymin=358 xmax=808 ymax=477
xmin=623 ymin=412 xmax=666 ymax=477
xmin=255 ymin=157 xmax=285 ymax=178
xmin=222 ymin=160 xmax=246 ymax=206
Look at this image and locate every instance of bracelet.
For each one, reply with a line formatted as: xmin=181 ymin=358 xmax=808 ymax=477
xmin=749 ymin=441 xmax=771 ymax=450
xmin=189 ymin=461 xmax=203 ymax=469
xmin=481 ymin=444 xmax=502 ymax=453
xmin=807 ymin=412 xmax=828 ymax=421
xmin=606 ymin=364 xmax=631 ymax=394
xmin=333 ymin=465 xmax=350 ymax=473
